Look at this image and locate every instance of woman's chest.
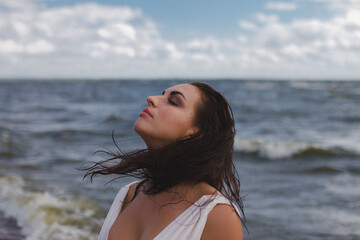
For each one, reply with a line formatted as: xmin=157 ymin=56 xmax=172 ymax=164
xmin=108 ymin=196 xmax=190 ymax=240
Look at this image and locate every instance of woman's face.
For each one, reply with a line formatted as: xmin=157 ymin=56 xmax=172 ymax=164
xmin=133 ymin=84 xmax=202 ymax=149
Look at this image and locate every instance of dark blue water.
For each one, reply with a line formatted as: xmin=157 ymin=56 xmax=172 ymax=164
xmin=0 ymin=79 xmax=359 ymax=239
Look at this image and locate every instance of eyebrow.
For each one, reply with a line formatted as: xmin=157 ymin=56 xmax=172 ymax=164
xmin=162 ymin=90 xmax=186 ymax=100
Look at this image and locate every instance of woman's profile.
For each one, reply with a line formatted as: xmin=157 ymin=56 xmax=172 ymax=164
xmin=84 ymin=82 xmax=247 ymax=240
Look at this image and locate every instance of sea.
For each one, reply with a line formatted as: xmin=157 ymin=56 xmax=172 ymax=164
xmin=0 ymin=79 xmax=359 ymax=240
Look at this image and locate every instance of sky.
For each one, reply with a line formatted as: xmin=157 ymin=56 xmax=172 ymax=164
xmin=1 ymin=0 xmax=360 ymax=80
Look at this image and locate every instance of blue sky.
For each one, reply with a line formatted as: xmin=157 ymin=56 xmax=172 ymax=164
xmin=47 ymin=0 xmax=321 ymax=40
xmin=46 ymin=1 xmax=329 ymax=35
xmin=1 ymin=0 xmax=360 ymax=79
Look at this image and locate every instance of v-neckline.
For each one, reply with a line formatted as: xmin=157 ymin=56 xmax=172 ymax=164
xmin=109 ymin=182 xmax=218 ymax=240
xmin=153 ymin=194 xmax=212 ymax=239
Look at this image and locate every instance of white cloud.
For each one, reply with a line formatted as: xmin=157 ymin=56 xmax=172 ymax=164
xmin=0 ymin=0 xmax=360 ymax=79
xmin=0 ymin=39 xmax=54 ymax=54
xmin=255 ymin=13 xmax=279 ymax=23
xmin=0 ymin=40 xmax=24 ymax=53
xmin=238 ymin=21 xmax=258 ymax=31
xmin=97 ymin=23 xmax=137 ymax=41
xmin=184 ymin=37 xmax=226 ymax=62
xmin=0 ymin=1 xmax=180 ymax=61
xmin=26 ymin=39 xmax=55 ymax=54
xmin=114 ymin=46 xmax=136 ymax=58
xmin=12 ymin=21 xmax=30 ymax=37
xmin=0 ymin=0 xmax=37 ymax=11
xmin=164 ymin=43 xmax=183 ymax=60
xmin=310 ymin=0 xmax=360 ymax=11
xmin=255 ymin=48 xmax=280 ymax=62
xmin=265 ymin=2 xmax=298 ymax=11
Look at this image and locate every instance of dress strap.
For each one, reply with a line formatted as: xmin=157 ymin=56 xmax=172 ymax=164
xmin=154 ymin=194 xmax=241 ymax=240
xmin=98 ymin=181 xmax=140 ymax=240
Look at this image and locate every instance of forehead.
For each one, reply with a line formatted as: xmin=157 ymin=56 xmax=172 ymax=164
xmin=165 ymin=84 xmax=202 ymax=102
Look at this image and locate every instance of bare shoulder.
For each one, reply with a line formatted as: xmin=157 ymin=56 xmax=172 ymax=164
xmin=200 ymin=203 xmax=243 ymax=240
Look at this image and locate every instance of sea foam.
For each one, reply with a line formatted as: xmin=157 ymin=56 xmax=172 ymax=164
xmin=0 ymin=174 xmax=102 ymax=240
xmin=233 ymin=135 xmax=357 ymax=160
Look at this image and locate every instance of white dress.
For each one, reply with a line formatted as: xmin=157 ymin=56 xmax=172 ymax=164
xmin=98 ymin=181 xmax=241 ymax=240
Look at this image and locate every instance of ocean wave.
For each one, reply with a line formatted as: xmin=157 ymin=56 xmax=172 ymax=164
xmin=0 ymin=130 xmax=23 ymax=157
xmin=33 ymin=128 xmax=109 ymax=137
xmin=0 ymin=175 xmax=103 ymax=240
xmin=103 ymin=114 xmax=127 ymax=123
xmin=300 ymin=165 xmax=344 ymax=174
xmin=234 ymin=136 xmax=358 ymax=160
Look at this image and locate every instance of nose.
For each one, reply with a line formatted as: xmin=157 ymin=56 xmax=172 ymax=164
xmin=147 ymin=95 xmax=156 ymax=107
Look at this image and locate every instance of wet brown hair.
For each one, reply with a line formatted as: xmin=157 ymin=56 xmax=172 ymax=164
xmin=83 ymin=81 xmax=247 ymax=230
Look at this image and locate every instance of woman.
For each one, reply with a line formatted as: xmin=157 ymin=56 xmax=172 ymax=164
xmin=85 ymin=82 xmax=247 ymax=240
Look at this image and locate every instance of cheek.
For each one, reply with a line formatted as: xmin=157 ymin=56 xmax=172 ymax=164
xmin=159 ymin=110 xmax=193 ymax=137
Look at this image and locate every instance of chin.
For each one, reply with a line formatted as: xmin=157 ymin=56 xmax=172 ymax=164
xmin=133 ymin=119 xmax=149 ymax=139
xmin=133 ymin=119 xmax=142 ymax=135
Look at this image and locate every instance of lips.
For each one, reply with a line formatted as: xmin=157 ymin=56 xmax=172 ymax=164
xmin=141 ymin=107 xmax=153 ymax=118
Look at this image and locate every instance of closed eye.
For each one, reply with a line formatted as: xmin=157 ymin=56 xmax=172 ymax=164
xmin=168 ymin=99 xmax=177 ymax=106
xmin=162 ymin=90 xmax=186 ymax=101
xmin=162 ymin=91 xmax=179 ymax=106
